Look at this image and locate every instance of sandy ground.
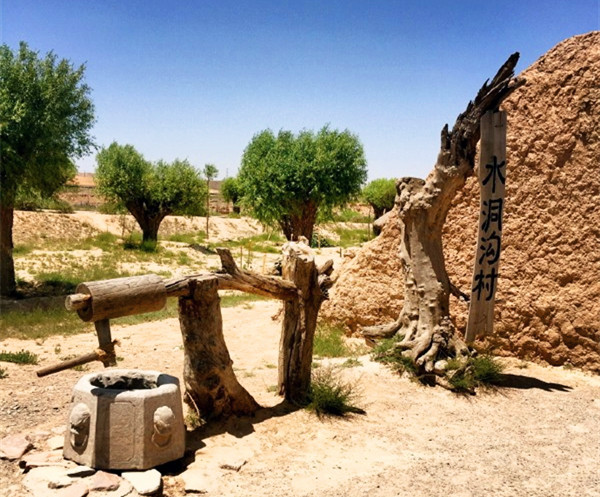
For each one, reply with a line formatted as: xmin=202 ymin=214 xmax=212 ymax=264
xmin=1 ymin=299 xmax=599 ymax=497
xmin=2 ymin=211 xmax=600 ymax=496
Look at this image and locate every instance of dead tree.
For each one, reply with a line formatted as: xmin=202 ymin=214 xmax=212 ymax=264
xmin=363 ymin=53 xmax=524 ymax=379
xmin=278 ymin=242 xmax=334 ymax=404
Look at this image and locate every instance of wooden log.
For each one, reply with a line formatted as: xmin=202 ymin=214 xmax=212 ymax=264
xmin=178 ymin=278 xmax=260 ymax=419
xmin=76 ymin=274 xmax=167 ymax=322
xmin=35 ymin=346 xmax=115 ymax=377
xmin=216 ymin=248 xmax=298 ymax=300
xmin=278 ymin=242 xmax=325 ymax=404
xmin=164 ymin=250 xmax=298 ymax=301
xmin=64 ymin=293 xmax=91 ymax=311
xmin=36 ymin=350 xmax=102 ymax=377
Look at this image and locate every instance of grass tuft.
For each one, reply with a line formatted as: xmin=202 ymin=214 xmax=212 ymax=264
xmin=371 ymin=335 xmax=417 ymax=375
xmin=0 ymin=367 xmax=7 ymax=379
xmin=447 ymin=355 xmax=504 ymax=392
xmin=313 ymin=323 xmax=349 ymax=358
xmin=306 ymin=367 xmax=365 ymax=417
xmin=0 ymin=349 xmax=39 ymax=365
xmin=334 ymin=227 xmax=373 ymax=248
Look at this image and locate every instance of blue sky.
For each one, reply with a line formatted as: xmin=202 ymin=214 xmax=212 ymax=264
xmin=2 ymin=1 xmax=598 ymax=180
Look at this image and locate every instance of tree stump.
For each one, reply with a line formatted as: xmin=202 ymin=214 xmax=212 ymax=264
xmin=178 ymin=277 xmax=260 ymax=419
xmin=278 ymin=241 xmax=325 ymax=404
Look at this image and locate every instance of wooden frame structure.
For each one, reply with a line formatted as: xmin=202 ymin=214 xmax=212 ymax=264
xmin=37 ymin=242 xmax=334 ymax=419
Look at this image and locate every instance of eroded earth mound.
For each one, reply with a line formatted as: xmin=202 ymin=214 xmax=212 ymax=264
xmin=322 ymin=32 xmax=600 ymax=372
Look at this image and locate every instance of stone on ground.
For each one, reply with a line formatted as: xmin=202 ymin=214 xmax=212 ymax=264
xmin=0 ymin=434 xmax=33 ymax=460
xmin=122 ymin=468 xmax=163 ymax=495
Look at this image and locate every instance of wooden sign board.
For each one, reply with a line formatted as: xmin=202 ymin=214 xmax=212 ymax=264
xmin=465 ymin=110 xmax=507 ymax=342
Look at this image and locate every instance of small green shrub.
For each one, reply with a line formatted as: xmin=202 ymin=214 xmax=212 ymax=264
xmin=167 ymin=231 xmax=206 ymax=244
xmin=140 ymin=240 xmax=158 ymax=253
xmin=306 ymin=367 xmax=364 ymax=417
xmin=332 ymin=208 xmax=371 ymax=223
xmin=471 ymin=355 xmax=504 ymax=383
xmin=35 ymin=273 xmax=79 ymax=294
xmin=0 ymin=368 xmax=7 ymax=379
xmin=93 ymin=231 xmax=119 ymax=248
xmin=0 ymin=350 xmax=39 ymax=365
xmin=341 ymin=358 xmax=362 ymax=368
xmin=310 ymin=234 xmax=335 ymax=248
xmin=185 ymin=409 xmax=203 ymax=430
xmin=0 ymin=308 xmax=88 ymax=340
xmin=447 ymin=355 xmax=504 ymax=392
xmin=15 ymin=191 xmax=74 ymax=213
xmin=334 ymin=227 xmax=373 ymax=248
xmin=313 ymin=324 xmax=350 ymax=358
xmin=13 ymin=244 xmax=34 ymax=256
xmin=371 ymin=335 xmax=417 ymax=375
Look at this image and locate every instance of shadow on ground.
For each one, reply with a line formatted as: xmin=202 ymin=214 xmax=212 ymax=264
xmin=159 ymin=400 xmax=301 ymax=475
xmin=495 ymin=373 xmax=572 ymax=392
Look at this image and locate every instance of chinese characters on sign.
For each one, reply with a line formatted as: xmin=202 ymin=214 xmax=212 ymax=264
xmin=465 ymin=110 xmax=507 ymax=342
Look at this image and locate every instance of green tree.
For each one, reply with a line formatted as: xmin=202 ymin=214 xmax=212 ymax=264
xmin=362 ymin=178 xmax=396 ymax=219
xmin=239 ymin=126 xmax=367 ymax=241
xmin=95 ymin=142 xmax=206 ymax=243
xmin=0 ymin=42 xmax=95 ymax=296
xmin=220 ymin=176 xmax=241 ymax=214
xmin=202 ymin=163 xmax=219 ymax=239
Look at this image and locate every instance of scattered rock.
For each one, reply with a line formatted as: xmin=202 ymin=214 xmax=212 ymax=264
xmin=0 ymin=434 xmax=33 ymax=460
xmin=20 ymin=450 xmax=69 ymax=470
xmin=181 ymin=469 xmax=216 ymax=494
xmin=56 ymin=481 xmax=89 ymax=497
xmin=47 ymin=435 xmax=65 ymax=450
xmin=48 ymin=474 xmax=73 ymax=488
xmin=29 ymin=430 xmax=52 ymax=443
xmin=122 ymin=468 xmax=163 ymax=495
xmin=89 ymin=470 xmax=122 ymax=492
xmin=52 ymin=426 xmax=67 ymax=436
xmin=66 ymin=465 xmax=96 ymax=478
xmin=23 ymin=466 xmax=70 ymax=495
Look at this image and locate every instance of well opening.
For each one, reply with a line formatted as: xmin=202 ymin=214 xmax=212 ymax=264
xmin=90 ymin=373 xmax=157 ymax=390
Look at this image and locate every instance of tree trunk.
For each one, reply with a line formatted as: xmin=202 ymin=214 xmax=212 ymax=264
xmin=140 ymin=214 xmax=165 ymax=243
xmin=278 ymin=201 xmax=318 ymax=242
xmin=178 ymin=277 xmax=260 ymax=419
xmin=363 ymin=53 xmax=523 ymax=380
xmin=126 ymin=203 xmax=167 ymax=243
xmin=278 ymin=241 xmax=325 ymax=404
xmin=0 ymin=201 xmax=16 ymax=297
xmin=206 ymin=179 xmax=210 ymax=240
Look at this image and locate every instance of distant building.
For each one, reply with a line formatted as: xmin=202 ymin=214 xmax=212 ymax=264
xmin=60 ymin=174 xmax=231 ymax=213
xmin=60 ymin=173 xmax=102 ymax=208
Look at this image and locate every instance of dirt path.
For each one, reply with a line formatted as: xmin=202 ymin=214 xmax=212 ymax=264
xmin=1 ymin=300 xmax=599 ymax=496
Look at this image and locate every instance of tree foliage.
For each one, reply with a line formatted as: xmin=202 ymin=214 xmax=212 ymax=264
xmin=238 ymin=126 xmax=367 ymax=241
xmin=202 ymin=163 xmax=219 ymax=239
xmin=95 ymin=142 xmax=206 ymax=242
xmin=202 ymin=163 xmax=219 ymax=182
xmin=220 ymin=176 xmax=241 ymax=213
xmin=362 ymin=178 xmax=396 ymax=219
xmin=0 ymin=42 xmax=95 ymax=295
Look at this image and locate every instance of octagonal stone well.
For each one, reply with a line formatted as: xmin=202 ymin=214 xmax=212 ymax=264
xmin=63 ymin=369 xmax=185 ymax=470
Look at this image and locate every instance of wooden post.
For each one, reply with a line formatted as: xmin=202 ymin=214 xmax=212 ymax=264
xmin=178 ymin=277 xmax=260 ymax=419
xmin=465 ymin=110 xmax=507 ymax=342
xmin=278 ymin=242 xmax=323 ymax=404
